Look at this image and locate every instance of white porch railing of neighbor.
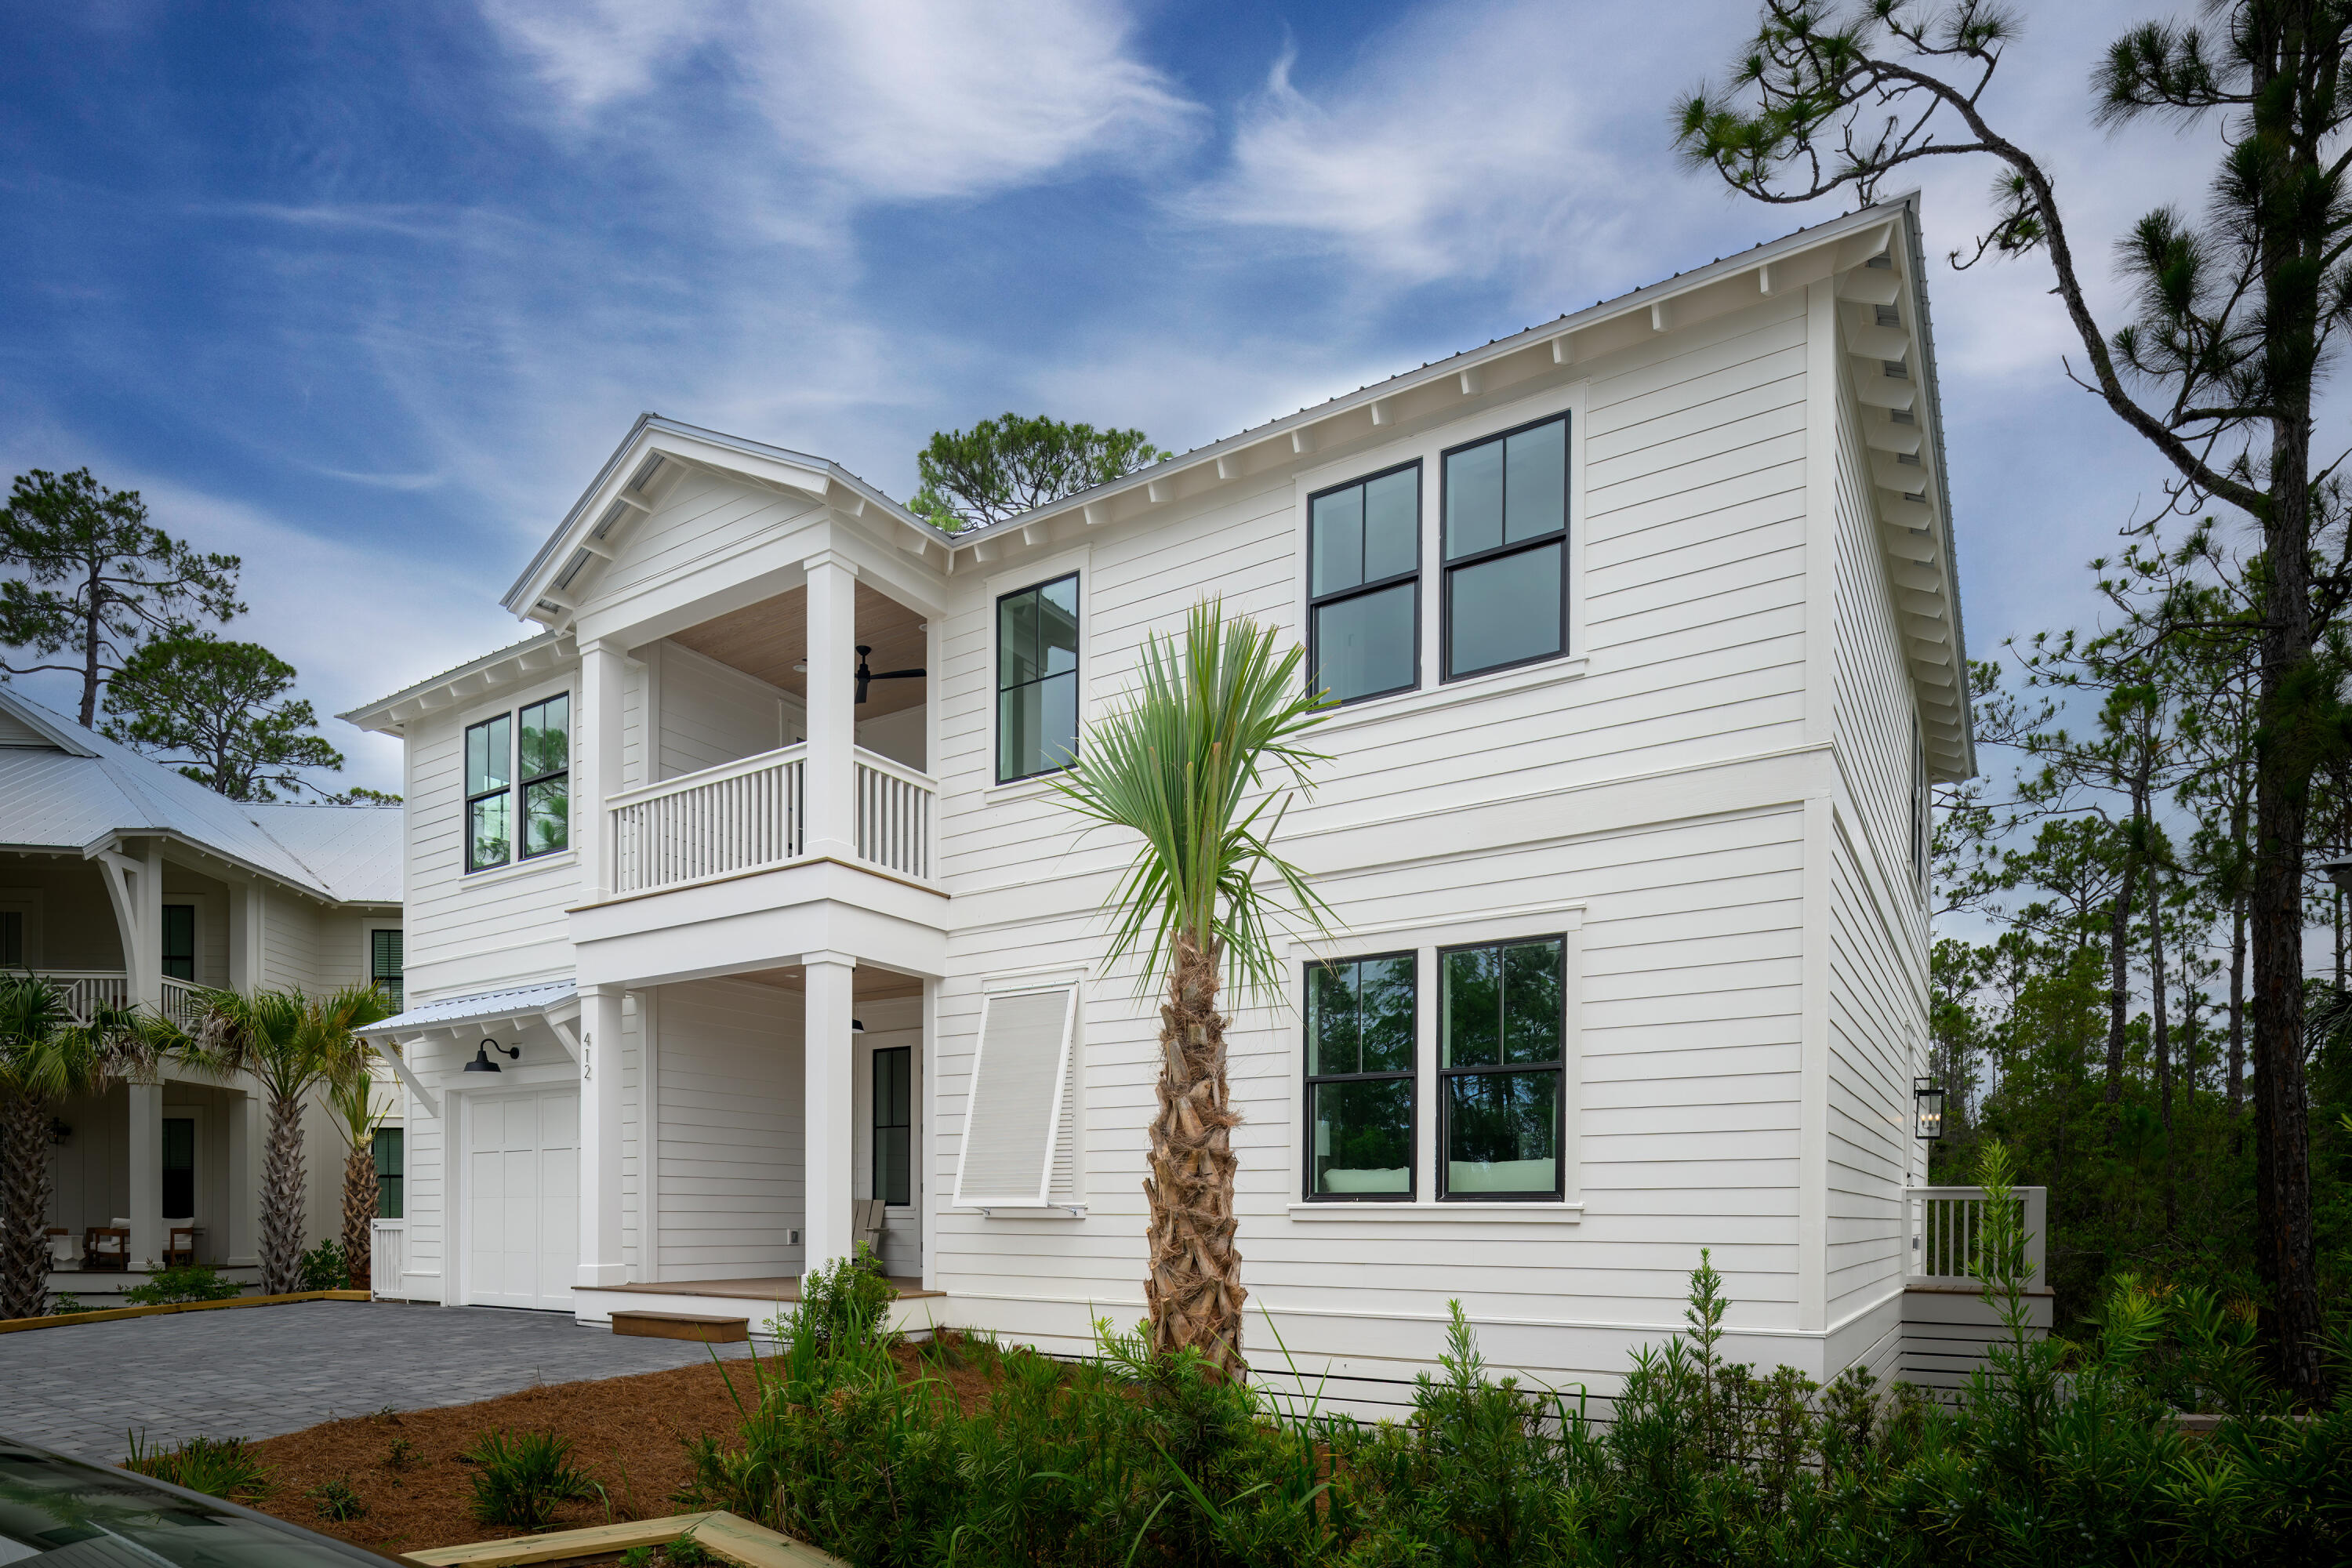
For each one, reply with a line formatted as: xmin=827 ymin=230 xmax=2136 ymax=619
xmin=609 ymin=742 xmax=807 ymax=895
xmin=34 ymin=971 xmax=130 ymax=1023
xmin=159 ymin=976 xmax=223 ymax=1031
xmin=1905 ymin=1185 xmax=2047 ymax=1286
xmin=855 ymin=749 xmax=936 ymax=881
xmin=371 ymin=1218 xmax=405 ymax=1298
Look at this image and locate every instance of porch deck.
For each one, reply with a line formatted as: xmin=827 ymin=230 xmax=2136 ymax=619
xmin=599 ymin=1275 xmax=942 ymax=1303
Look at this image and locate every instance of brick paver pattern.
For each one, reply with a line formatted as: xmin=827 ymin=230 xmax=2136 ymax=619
xmin=0 ymin=1301 xmax=753 ymax=1461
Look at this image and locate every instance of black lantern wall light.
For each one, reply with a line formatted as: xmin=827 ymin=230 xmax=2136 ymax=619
xmin=463 ymin=1039 xmax=521 ymax=1073
xmin=1914 ymin=1077 xmax=1947 ymax=1142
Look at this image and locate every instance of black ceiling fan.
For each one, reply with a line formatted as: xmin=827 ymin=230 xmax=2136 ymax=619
xmin=855 ymin=644 xmax=925 ymax=705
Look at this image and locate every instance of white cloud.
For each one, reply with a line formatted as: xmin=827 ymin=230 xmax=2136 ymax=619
xmin=480 ymin=0 xmax=1201 ymax=202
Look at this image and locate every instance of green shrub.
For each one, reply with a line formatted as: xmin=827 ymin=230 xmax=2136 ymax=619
xmin=384 ymin=1438 xmax=417 ymax=1472
xmin=297 ymin=1240 xmax=350 ymax=1292
xmin=779 ymin=1245 xmax=895 ymax=1357
xmin=124 ymin=1266 xmax=242 ymax=1306
xmin=460 ymin=1428 xmax=594 ymax=1530
xmin=49 ymin=1294 xmax=85 ymax=1316
xmin=123 ymin=1433 xmax=271 ymax=1504
xmin=619 ymin=1548 xmax=655 ymax=1568
xmin=664 ymin=1533 xmax=712 ymax=1566
xmin=307 ymin=1476 xmax=366 ymax=1521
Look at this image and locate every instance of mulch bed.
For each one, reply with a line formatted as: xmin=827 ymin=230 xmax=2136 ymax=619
xmin=235 ymin=1338 xmax=996 ymax=1561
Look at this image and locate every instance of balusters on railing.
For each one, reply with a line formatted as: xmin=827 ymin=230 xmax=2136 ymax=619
xmin=855 ymin=755 xmax=934 ymax=880
xmin=608 ymin=746 xmax=807 ymax=895
xmin=1905 ymin=1185 xmax=2047 ymax=1286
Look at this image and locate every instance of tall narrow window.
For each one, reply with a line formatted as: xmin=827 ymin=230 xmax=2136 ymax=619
xmin=373 ymin=1126 xmax=404 ymax=1220
xmin=464 ymin=713 xmax=512 ymax=871
xmin=160 ymin=905 xmax=195 ymax=982
xmin=1304 ymin=953 xmax=1416 ymax=1199
xmin=1440 ymin=937 xmax=1566 ymax=1200
xmin=1308 ymin=464 xmax=1420 ymax=704
xmin=372 ymin=929 xmax=405 ymax=1011
xmin=518 ymin=694 xmax=570 ymax=858
xmin=162 ymin=1117 xmax=194 ymax=1218
xmin=1442 ymin=415 xmax=1570 ymax=680
xmin=873 ymin=1045 xmax=912 ymax=1207
xmin=997 ymin=573 xmax=1080 ymax=783
xmin=0 ymin=910 xmax=21 ymax=968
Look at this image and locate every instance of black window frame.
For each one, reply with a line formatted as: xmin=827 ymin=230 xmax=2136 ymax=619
xmin=1436 ymin=934 xmax=1568 ymax=1203
xmin=463 ymin=690 xmax=572 ymax=874
xmin=1301 ymin=949 xmax=1419 ymax=1203
xmin=373 ymin=1125 xmax=404 ymax=1220
xmin=517 ymin=691 xmax=571 ymax=862
xmin=371 ymin=928 xmax=405 ymax=1012
xmin=1439 ymin=412 xmax=1573 ymax=684
xmin=872 ymin=1044 xmax=912 ymax=1208
xmin=1306 ymin=460 xmax=1423 ymax=706
xmin=995 ymin=572 xmax=1081 ymax=786
xmin=160 ymin=904 xmax=196 ymax=982
xmin=162 ymin=1116 xmax=194 ymax=1218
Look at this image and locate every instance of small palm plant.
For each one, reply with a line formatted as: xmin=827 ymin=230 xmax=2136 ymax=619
xmin=0 ymin=975 xmax=156 ymax=1319
xmin=325 ymin=1040 xmax=393 ymax=1289
xmin=1051 ymin=599 xmax=1334 ymax=1380
xmin=178 ymin=985 xmax=391 ymax=1296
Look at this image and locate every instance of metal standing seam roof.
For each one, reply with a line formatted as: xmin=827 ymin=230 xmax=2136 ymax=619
xmin=0 ymin=685 xmax=401 ymax=904
xmin=361 ymin=979 xmax=577 ymax=1036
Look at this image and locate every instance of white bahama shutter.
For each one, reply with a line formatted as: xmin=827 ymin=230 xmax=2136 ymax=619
xmin=953 ymin=986 xmax=1078 ymax=1207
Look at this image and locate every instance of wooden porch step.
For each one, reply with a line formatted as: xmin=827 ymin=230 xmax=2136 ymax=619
xmin=610 ymin=1309 xmax=749 ymax=1344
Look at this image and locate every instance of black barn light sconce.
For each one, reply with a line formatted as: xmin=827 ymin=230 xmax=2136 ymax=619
xmin=1914 ymin=1077 xmax=1947 ymax=1142
xmin=464 ymin=1039 xmax=522 ymax=1074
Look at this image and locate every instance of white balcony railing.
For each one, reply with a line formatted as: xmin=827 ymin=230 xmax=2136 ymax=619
xmin=855 ymin=749 xmax=935 ymax=881
xmin=1905 ymin=1184 xmax=2047 ymax=1287
xmin=32 ymin=970 xmax=130 ymax=1024
xmin=159 ymin=975 xmax=223 ymax=1031
xmin=609 ymin=743 xmax=807 ymax=895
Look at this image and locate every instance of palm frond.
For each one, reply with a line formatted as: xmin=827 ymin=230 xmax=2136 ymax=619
xmin=1050 ymin=598 xmax=1337 ymax=1000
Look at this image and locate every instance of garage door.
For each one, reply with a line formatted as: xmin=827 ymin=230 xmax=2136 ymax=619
xmin=465 ymin=1088 xmax=579 ymax=1311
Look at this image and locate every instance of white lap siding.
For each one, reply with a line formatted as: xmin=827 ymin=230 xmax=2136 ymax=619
xmin=653 ymin=978 xmax=804 ymax=1281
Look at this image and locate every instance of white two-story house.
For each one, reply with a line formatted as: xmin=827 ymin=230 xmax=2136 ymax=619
xmin=345 ymin=197 xmax=1982 ymax=1405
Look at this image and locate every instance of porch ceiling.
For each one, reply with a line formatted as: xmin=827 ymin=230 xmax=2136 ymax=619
xmin=729 ymin=964 xmax=925 ymax=1001
xmin=669 ymin=580 xmax=927 ymax=719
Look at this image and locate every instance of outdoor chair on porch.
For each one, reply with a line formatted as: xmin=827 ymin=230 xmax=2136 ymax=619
xmin=853 ymin=1199 xmax=887 ymax=1262
xmin=165 ymin=1222 xmax=199 ymax=1268
xmin=82 ymin=1225 xmax=129 ymax=1271
xmin=45 ymin=1229 xmax=78 ymax=1272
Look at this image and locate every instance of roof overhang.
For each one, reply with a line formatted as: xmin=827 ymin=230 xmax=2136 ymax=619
xmin=339 ymin=630 xmax=572 ymax=735
xmin=80 ymin=828 xmax=373 ymax=909
xmin=500 ymin=415 xmax=953 ymax=631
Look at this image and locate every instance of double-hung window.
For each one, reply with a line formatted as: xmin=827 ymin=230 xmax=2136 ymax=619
xmin=1441 ymin=414 xmax=1570 ymax=680
xmin=1439 ymin=936 xmax=1566 ymax=1200
xmin=161 ymin=905 xmax=195 ymax=982
xmin=1308 ymin=463 xmax=1420 ymax=703
xmin=1304 ymin=953 xmax=1416 ymax=1199
xmin=996 ymin=573 xmax=1079 ymax=783
xmin=873 ymin=1045 xmax=912 ymax=1207
xmin=465 ymin=693 xmax=570 ymax=872
xmin=373 ymin=1127 xmax=404 ymax=1220
xmin=372 ymin=929 xmax=405 ymax=1011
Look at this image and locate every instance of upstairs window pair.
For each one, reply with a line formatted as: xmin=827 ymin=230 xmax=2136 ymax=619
xmin=465 ymin=693 xmax=570 ymax=872
xmin=1308 ymin=412 xmax=1570 ymax=705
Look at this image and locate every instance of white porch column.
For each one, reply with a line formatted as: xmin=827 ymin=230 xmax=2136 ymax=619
xmin=576 ymin=984 xmax=627 ymax=1289
xmin=136 ymin=843 xmax=163 ymax=1010
xmin=227 ymin=883 xmax=262 ymax=993
xmin=578 ymin=640 xmax=628 ymax=902
xmin=126 ymin=1080 xmax=163 ymax=1270
xmin=802 ymin=953 xmax=857 ymax=1277
xmin=226 ymin=1087 xmax=259 ymax=1266
xmin=802 ymin=553 xmax=858 ymax=859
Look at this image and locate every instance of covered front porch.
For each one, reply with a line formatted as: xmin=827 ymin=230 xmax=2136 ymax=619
xmin=40 ymin=1070 xmax=267 ymax=1294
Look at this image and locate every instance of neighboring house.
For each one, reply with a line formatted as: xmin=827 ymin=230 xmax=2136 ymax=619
xmin=346 ymin=197 xmax=2007 ymax=1403
xmin=0 ymin=684 xmax=404 ymax=1298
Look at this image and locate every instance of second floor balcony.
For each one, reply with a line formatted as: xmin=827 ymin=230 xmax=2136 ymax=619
xmin=607 ymin=740 xmax=935 ymax=894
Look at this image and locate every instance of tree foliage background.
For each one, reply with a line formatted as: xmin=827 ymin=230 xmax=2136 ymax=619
xmin=912 ymin=412 xmax=1169 ymax=532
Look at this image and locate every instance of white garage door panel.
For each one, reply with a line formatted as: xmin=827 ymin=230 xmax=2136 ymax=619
xmin=466 ymin=1088 xmax=579 ymax=1311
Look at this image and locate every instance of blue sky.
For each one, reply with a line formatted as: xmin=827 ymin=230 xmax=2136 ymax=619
xmin=1 ymin=0 xmax=2215 ymax=795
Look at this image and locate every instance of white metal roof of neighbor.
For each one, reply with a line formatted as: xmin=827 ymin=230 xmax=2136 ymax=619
xmin=0 ymin=684 xmax=401 ymax=906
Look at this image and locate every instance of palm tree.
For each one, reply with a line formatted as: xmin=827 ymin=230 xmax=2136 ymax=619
xmin=1051 ymin=600 xmax=1334 ymax=1379
xmin=324 ymin=1040 xmax=393 ymax=1289
xmin=0 ymin=976 xmax=155 ymax=1319
xmin=180 ymin=985 xmax=390 ymax=1295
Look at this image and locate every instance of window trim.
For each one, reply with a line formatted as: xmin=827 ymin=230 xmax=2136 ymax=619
xmin=993 ymin=572 xmax=1082 ymax=786
xmin=372 ymin=1124 xmax=404 ymax=1221
xmin=517 ymin=692 xmax=571 ymax=862
xmin=1300 ymin=949 xmax=1419 ymax=1203
xmin=1305 ymin=461 xmax=1423 ymax=707
xmin=370 ymin=927 xmax=405 ymax=1013
xmin=461 ymin=688 xmax=572 ymax=875
xmin=872 ymin=1044 xmax=913 ymax=1209
xmin=1438 ymin=412 xmax=1573 ymax=684
xmin=160 ymin=903 xmax=197 ymax=983
xmin=1435 ymin=934 xmax=1570 ymax=1203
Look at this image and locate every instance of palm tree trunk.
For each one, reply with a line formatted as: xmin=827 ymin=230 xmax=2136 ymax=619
xmin=1 ymin=1094 xmax=55 ymax=1320
xmin=341 ymin=1143 xmax=375 ymax=1288
xmin=1143 ymin=933 xmax=1247 ymax=1380
xmin=260 ymin=1091 xmax=307 ymax=1295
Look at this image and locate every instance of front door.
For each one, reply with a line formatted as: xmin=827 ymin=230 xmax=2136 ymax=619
xmin=162 ymin=1117 xmax=195 ymax=1221
xmin=464 ymin=1088 xmax=579 ymax=1311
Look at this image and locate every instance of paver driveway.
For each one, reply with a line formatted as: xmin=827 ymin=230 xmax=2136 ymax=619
xmin=0 ymin=1301 xmax=753 ymax=1461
